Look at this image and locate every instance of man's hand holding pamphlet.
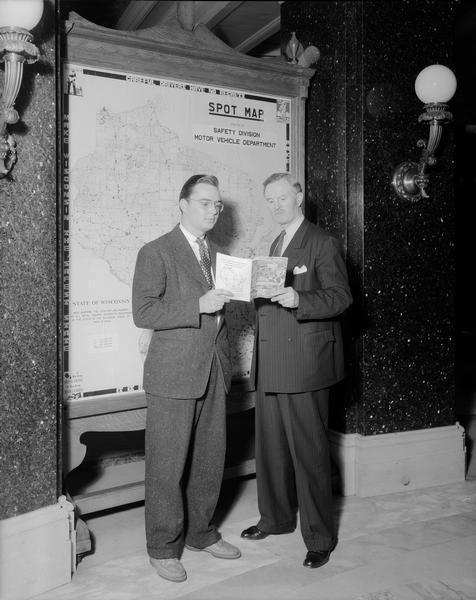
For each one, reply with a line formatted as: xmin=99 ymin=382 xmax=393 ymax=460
xmin=215 ymin=252 xmax=288 ymax=302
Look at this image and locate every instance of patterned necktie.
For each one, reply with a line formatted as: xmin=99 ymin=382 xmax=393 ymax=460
xmin=196 ymin=237 xmax=214 ymax=289
xmin=271 ymin=230 xmax=286 ymax=257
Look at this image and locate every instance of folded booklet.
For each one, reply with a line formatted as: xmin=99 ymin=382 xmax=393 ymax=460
xmin=215 ymin=252 xmax=288 ymax=302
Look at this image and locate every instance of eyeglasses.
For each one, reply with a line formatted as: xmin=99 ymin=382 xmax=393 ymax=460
xmin=195 ymin=200 xmax=224 ymax=213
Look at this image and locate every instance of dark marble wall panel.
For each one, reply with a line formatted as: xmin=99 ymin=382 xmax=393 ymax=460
xmin=282 ymin=1 xmax=361 ymax=432
xmin=282 ymin=0 xmax=456 ymax=434
xmin=0 ymin=0 xmax=58 ymax=518
xmin=282 ymin=1 xmax=348 ymax=235
xmin=360 ymin=0 xmax=455 ymax=434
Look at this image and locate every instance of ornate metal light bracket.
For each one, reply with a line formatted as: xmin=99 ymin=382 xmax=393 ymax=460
xmin=0 ymin=26 xmax=40 ymax=178
xmin=391 ymin=102 xmax=453 ymax=202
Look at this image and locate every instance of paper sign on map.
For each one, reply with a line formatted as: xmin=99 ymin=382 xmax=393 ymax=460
xmin=215 ymin=252 xmax=288 ymax=302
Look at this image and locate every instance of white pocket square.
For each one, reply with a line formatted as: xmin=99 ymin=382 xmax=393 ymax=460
xmin=293 ymin=265 xmax=307 ymax=275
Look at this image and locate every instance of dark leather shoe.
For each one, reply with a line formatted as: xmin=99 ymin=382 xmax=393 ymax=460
xmin=240 ymin=525 xmax=269 ymax=540
xmin=303 ymin=549 xmax=332 ymax=569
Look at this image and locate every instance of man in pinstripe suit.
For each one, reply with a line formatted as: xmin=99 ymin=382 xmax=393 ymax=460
xmin=241 ymin=173 xmax=352 ymax=569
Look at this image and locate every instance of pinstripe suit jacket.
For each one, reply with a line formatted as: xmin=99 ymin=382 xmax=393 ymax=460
xmin=132 ymin=224 xmax=231 ymax=399
xmin=250 ymin=219 xmax=352 ymax=394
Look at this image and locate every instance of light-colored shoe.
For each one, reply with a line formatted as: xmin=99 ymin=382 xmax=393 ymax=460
xmin=149 ymin=557 xmax=187 ymax=582
xmin=186 ymin=538 xmax=241 ymax=559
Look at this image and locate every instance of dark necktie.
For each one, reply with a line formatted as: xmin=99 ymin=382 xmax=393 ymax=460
xmin=196 ymin=237 xmax=214 ymax=289
xmin=271 ymin=230 xmax=286 ymax=257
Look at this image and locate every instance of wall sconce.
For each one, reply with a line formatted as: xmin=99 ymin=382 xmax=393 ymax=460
xmin=0 ymin=0 xmax=43 ymax=178
xmin=391 ymin=64 xmax=457 ymax=202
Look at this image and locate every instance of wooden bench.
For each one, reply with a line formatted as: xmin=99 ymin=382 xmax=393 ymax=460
xmin=63 ymin=384 xmax=256 ymax=515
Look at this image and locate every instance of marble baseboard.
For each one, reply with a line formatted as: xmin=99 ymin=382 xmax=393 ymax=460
xmin=329 ymin=423 xmax=466 ymax=497
xmin=0 ymin=496 xmax=75 ymax=600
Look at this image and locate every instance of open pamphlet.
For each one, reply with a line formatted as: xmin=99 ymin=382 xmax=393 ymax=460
xmin=215 ymin=252 xmax=288 ymax=302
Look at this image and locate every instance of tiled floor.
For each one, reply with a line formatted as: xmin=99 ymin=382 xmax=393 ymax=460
xmin=34 ymin=477 xmax=476 ymax=600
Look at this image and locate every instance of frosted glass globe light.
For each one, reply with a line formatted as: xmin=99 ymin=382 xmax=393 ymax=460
xmin=0 ymin=0 xmax=44 ymax=30
xmin=414 ymin=64 xmax=457 ymax=104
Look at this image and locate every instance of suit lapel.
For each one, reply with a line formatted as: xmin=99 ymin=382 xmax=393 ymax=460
xmin=282 ymin=219 xmax=310 ymax=272
xmin=170 ymin=224 xmax=209 ymax=288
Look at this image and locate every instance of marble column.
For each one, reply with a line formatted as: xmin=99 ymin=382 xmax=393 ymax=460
xmin=281 ymin=0 xmax=456 ymax=436
xmin=0 ymin=5 xmax=75 ymax=598
xmin=0 ymin=0 xmax=58 ymax=519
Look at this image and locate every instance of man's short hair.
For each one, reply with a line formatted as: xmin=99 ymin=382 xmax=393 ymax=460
xmin=262 ymin=172 xmax=302 ymax=194
xmin=179 ymin=174 xmax=219 ymax=200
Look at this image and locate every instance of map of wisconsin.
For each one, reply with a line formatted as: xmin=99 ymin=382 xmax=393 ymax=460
xmin=69 ymin=101 xmax=280 ymax=382
xmin=70 ymin=102 xmax=276 ymax=287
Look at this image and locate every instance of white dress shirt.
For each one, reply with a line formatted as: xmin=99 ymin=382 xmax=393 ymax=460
xmin=278 ymin=213 xmax=305 ymax=256
xmin=180 ymin=223 xmax=206 ymax=263
xmin=180 ymin=223 xmax=221 ymax=324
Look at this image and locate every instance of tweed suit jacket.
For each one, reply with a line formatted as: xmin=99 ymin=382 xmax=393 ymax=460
xmin=250 ymin=219 xmax=352 ymax=394
xmin=132 ymin=224 xmax=231 ymax=399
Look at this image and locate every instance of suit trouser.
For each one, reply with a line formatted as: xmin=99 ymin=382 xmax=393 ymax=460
xmin=145 ymin=355 xmax=226 ymax=559
xmin=255 ymin=388 xmax=335 ymax=552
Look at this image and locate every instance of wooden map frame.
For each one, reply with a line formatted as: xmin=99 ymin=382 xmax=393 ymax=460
xmin=62 ymin=10 xmax=314 ymax=514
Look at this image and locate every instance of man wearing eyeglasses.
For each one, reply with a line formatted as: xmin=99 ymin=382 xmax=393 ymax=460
xmin=132 ymin=174 xmax=239 ymax=583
